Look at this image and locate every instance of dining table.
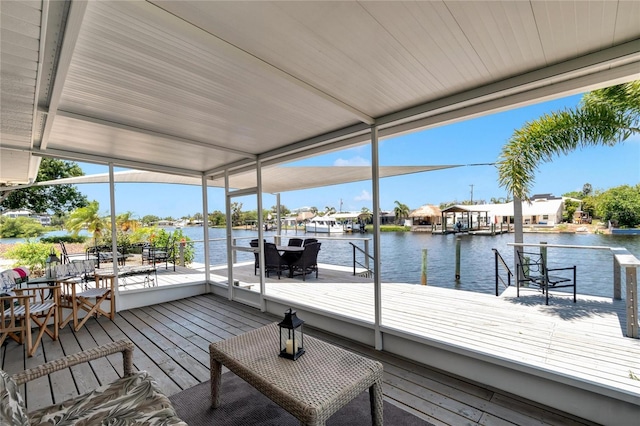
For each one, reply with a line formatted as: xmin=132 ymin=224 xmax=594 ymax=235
xmin=276 ymin=246 xmax=304 ymax=278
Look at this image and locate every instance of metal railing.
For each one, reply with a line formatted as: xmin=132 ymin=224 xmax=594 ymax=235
xmin=492 ymin=248 xmax=513 ymax=296
xmin=350 ymin=242 xmax=374 ymax=277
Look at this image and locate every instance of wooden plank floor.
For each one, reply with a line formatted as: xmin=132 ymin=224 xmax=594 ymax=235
xmin=1 ymin=294 xmax=600 ymax=426
xmin=119 ymin=262 xmax=640 ymax=402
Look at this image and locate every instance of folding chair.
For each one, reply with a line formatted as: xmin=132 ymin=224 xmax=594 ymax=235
xmin=56 ymin=263 xmax=115 ymax=331
xmin=1 ymin=283 xmax=60 ymax=357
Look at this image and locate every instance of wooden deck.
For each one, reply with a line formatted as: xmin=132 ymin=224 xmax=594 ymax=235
xmin=122 ymin=262 xmax=640 ymax=402
xmin=1 ymin=293 xmax=600 ymax=426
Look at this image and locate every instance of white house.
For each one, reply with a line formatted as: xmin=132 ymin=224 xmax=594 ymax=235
xmin=485 ymin=194 xmax=565 ymax=226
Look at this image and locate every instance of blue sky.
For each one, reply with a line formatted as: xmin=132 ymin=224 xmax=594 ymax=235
xmin=77 ymin=92 xmax=639 ymax=219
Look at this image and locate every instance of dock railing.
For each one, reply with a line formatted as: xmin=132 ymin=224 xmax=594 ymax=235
xmin=508 ymin=242 xmax=639 ymax=338
xmin=492 ymin=248 xmax=513 ymax=296
xmin=350 ymin=242 xmax=374 ymax=277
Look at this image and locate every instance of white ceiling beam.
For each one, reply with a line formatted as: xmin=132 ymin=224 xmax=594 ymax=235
xmin=379 ymin=60 xmax=640 ymax=140
xmin=55 ymin=110 xmax=257 ymax=159
xmin=38 ymin=0 xmax=88 ymax=151
xmin=376 ymin=40 xmax=640 ymax=129
xmin=31 ymin=147 xmax=202 ymax=177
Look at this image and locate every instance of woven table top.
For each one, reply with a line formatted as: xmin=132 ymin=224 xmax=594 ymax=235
xmin=210 ymin=322 xmax=383 ymax=423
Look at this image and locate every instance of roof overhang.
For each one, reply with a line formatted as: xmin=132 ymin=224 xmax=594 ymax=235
xmin=2 ymin=1 xmax=639 ymax=187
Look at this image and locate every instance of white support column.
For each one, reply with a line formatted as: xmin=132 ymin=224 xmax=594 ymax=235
xmin=201 ymin=174 xmax=210 ymax=285
xmin=371 ymin=125 xmax=383 ymax=350
xmin=225 ymin=171 xmax=233 ymax=301
xmin=256 ymin=159 xmax=266 ymax=311
xmin=276 ymin=193 xmax=282 ymax=244
xmin=108 ymin=163 xmax=120 ymax=308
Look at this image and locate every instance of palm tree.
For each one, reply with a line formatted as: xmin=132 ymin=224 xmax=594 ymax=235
xmin=359 ymin=207 xmax=372 ymax=224
xmin=116 ymin=211 xmax=140 ymax=232
xmin=498 ymin=81 xmax=640 ymax=200
xmin=324 ymin=206 xmax=336 ymax=216
xmin=66 ymin=200 xmax=108 ymax=246
xmin=393 ymin=201 xmax=410 ymax=225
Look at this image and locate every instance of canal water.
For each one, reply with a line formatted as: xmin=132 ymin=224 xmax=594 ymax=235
xmin=191 ymin=228 xmax=640 ymax=298
xmin=4 ymin=228 xmax=639 ymax=298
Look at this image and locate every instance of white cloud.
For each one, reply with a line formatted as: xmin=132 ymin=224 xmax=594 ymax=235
xmin=333 ymin=156 xmax=370 ymax=166
xmin=354 ymin=190 xmax=372 ymax=201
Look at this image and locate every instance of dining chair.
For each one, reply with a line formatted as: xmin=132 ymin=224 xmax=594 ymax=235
xmin=290 ymin=242 xmax=321 ymax=281
xmin=264 ymin=243 xmax=287 ymax=279
xmin=288 ymin=238 xmax=303 ymax=247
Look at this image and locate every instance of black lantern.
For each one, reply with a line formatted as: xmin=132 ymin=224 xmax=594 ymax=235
xmin=278 ymin=308 xmax=305 ymax=360
xmin=46 ymin=248 xmax=61 ymax=279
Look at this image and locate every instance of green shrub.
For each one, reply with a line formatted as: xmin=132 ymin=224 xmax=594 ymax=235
xmin=149 ymin=228 xmax=195 ymax=265
xmin=40 ymin=234 xmax=88 ymax=244
xmin=4 ymin=240 xmax=55 ymax=274
xmin=0 ymin=217 xmax=47 ymax=238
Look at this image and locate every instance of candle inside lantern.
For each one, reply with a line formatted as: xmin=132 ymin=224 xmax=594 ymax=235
xmin=285 ymin=339 xmax=298 ymax=355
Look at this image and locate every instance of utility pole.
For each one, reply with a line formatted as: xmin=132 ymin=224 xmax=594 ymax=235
xmin=470 ymin=184 xmax=474 ymax=204
xmin=339 ymin=198 xmax=343 ymax=213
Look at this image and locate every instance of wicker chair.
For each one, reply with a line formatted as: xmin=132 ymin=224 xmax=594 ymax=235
xmin=0 ymin=340 xmax=186 ymax=425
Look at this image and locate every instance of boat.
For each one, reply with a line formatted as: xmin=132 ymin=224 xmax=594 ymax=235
xmin=305 ymin=216 xmax=345 ymax=233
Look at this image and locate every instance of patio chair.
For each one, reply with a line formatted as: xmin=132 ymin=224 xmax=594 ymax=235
xmin=303 ymin=238 xmax=318 ymax=246
xmin=288 ymin=238 xmax=303 ymax=247
xmin=290 ymin=242 xmax=321 ymax=281
xmin=264 ymin=242 xmax=287 ymax=279
xmin=58 ymin=241 xmax=86 ymax=264
xmin=1 ymin=269 xmax=60 ymax=357
xmin=56 ymin=263 xmax=115 ymax=331
xmin=516 ymin=250 xmax=576 ymax=305
xmin=142 ymin=237 xmax=176 ymax=271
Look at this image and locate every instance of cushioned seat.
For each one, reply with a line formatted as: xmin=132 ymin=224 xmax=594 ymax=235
xmin=0 ymin=339 xmax=187 ymax=426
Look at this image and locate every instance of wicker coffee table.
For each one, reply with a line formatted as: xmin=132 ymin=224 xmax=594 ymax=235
xmin=209 ymin=322 xmax=383 ymax=425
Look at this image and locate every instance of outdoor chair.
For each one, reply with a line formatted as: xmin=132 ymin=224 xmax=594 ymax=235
xmin=58 ymin=241 xmax=86 ymax=264
xmin=264 ymin=242 xmax=288 ymax=279
xmin=0 ymin=339 xmax=187 ymax=425
xmin=250 ymin=239 xmax=268 ymax=275
xmin=56 ymin=263 xmax=115 ymax=331
xmin=142 ymin=237 xmax=176 ymax=271
xmin=87 ymin=245 xmax=131 ymax=268
xmin=516 ymin=250 xmax=576 ymax=305
xmin=303 ymin=238 xmax=318 ymax=246
xmin=1 ymin=269 xmax=60 ymax=357
xmin=288 ymin=238 xmax=303 ymax=247
xmin=290 ymin=242 xmax=321 ymax=281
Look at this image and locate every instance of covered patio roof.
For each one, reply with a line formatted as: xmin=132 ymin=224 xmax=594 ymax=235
xmin=1 ymin=1 xmax=639 ymax=186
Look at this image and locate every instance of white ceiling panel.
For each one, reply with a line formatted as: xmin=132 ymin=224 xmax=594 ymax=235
xmin=58 ymin=1 xmax=357 ymax=157
xmin=0 ymin=0 xmax=41 ymax=184
xmin=1 ymin=1 xmax=639 ymax=188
